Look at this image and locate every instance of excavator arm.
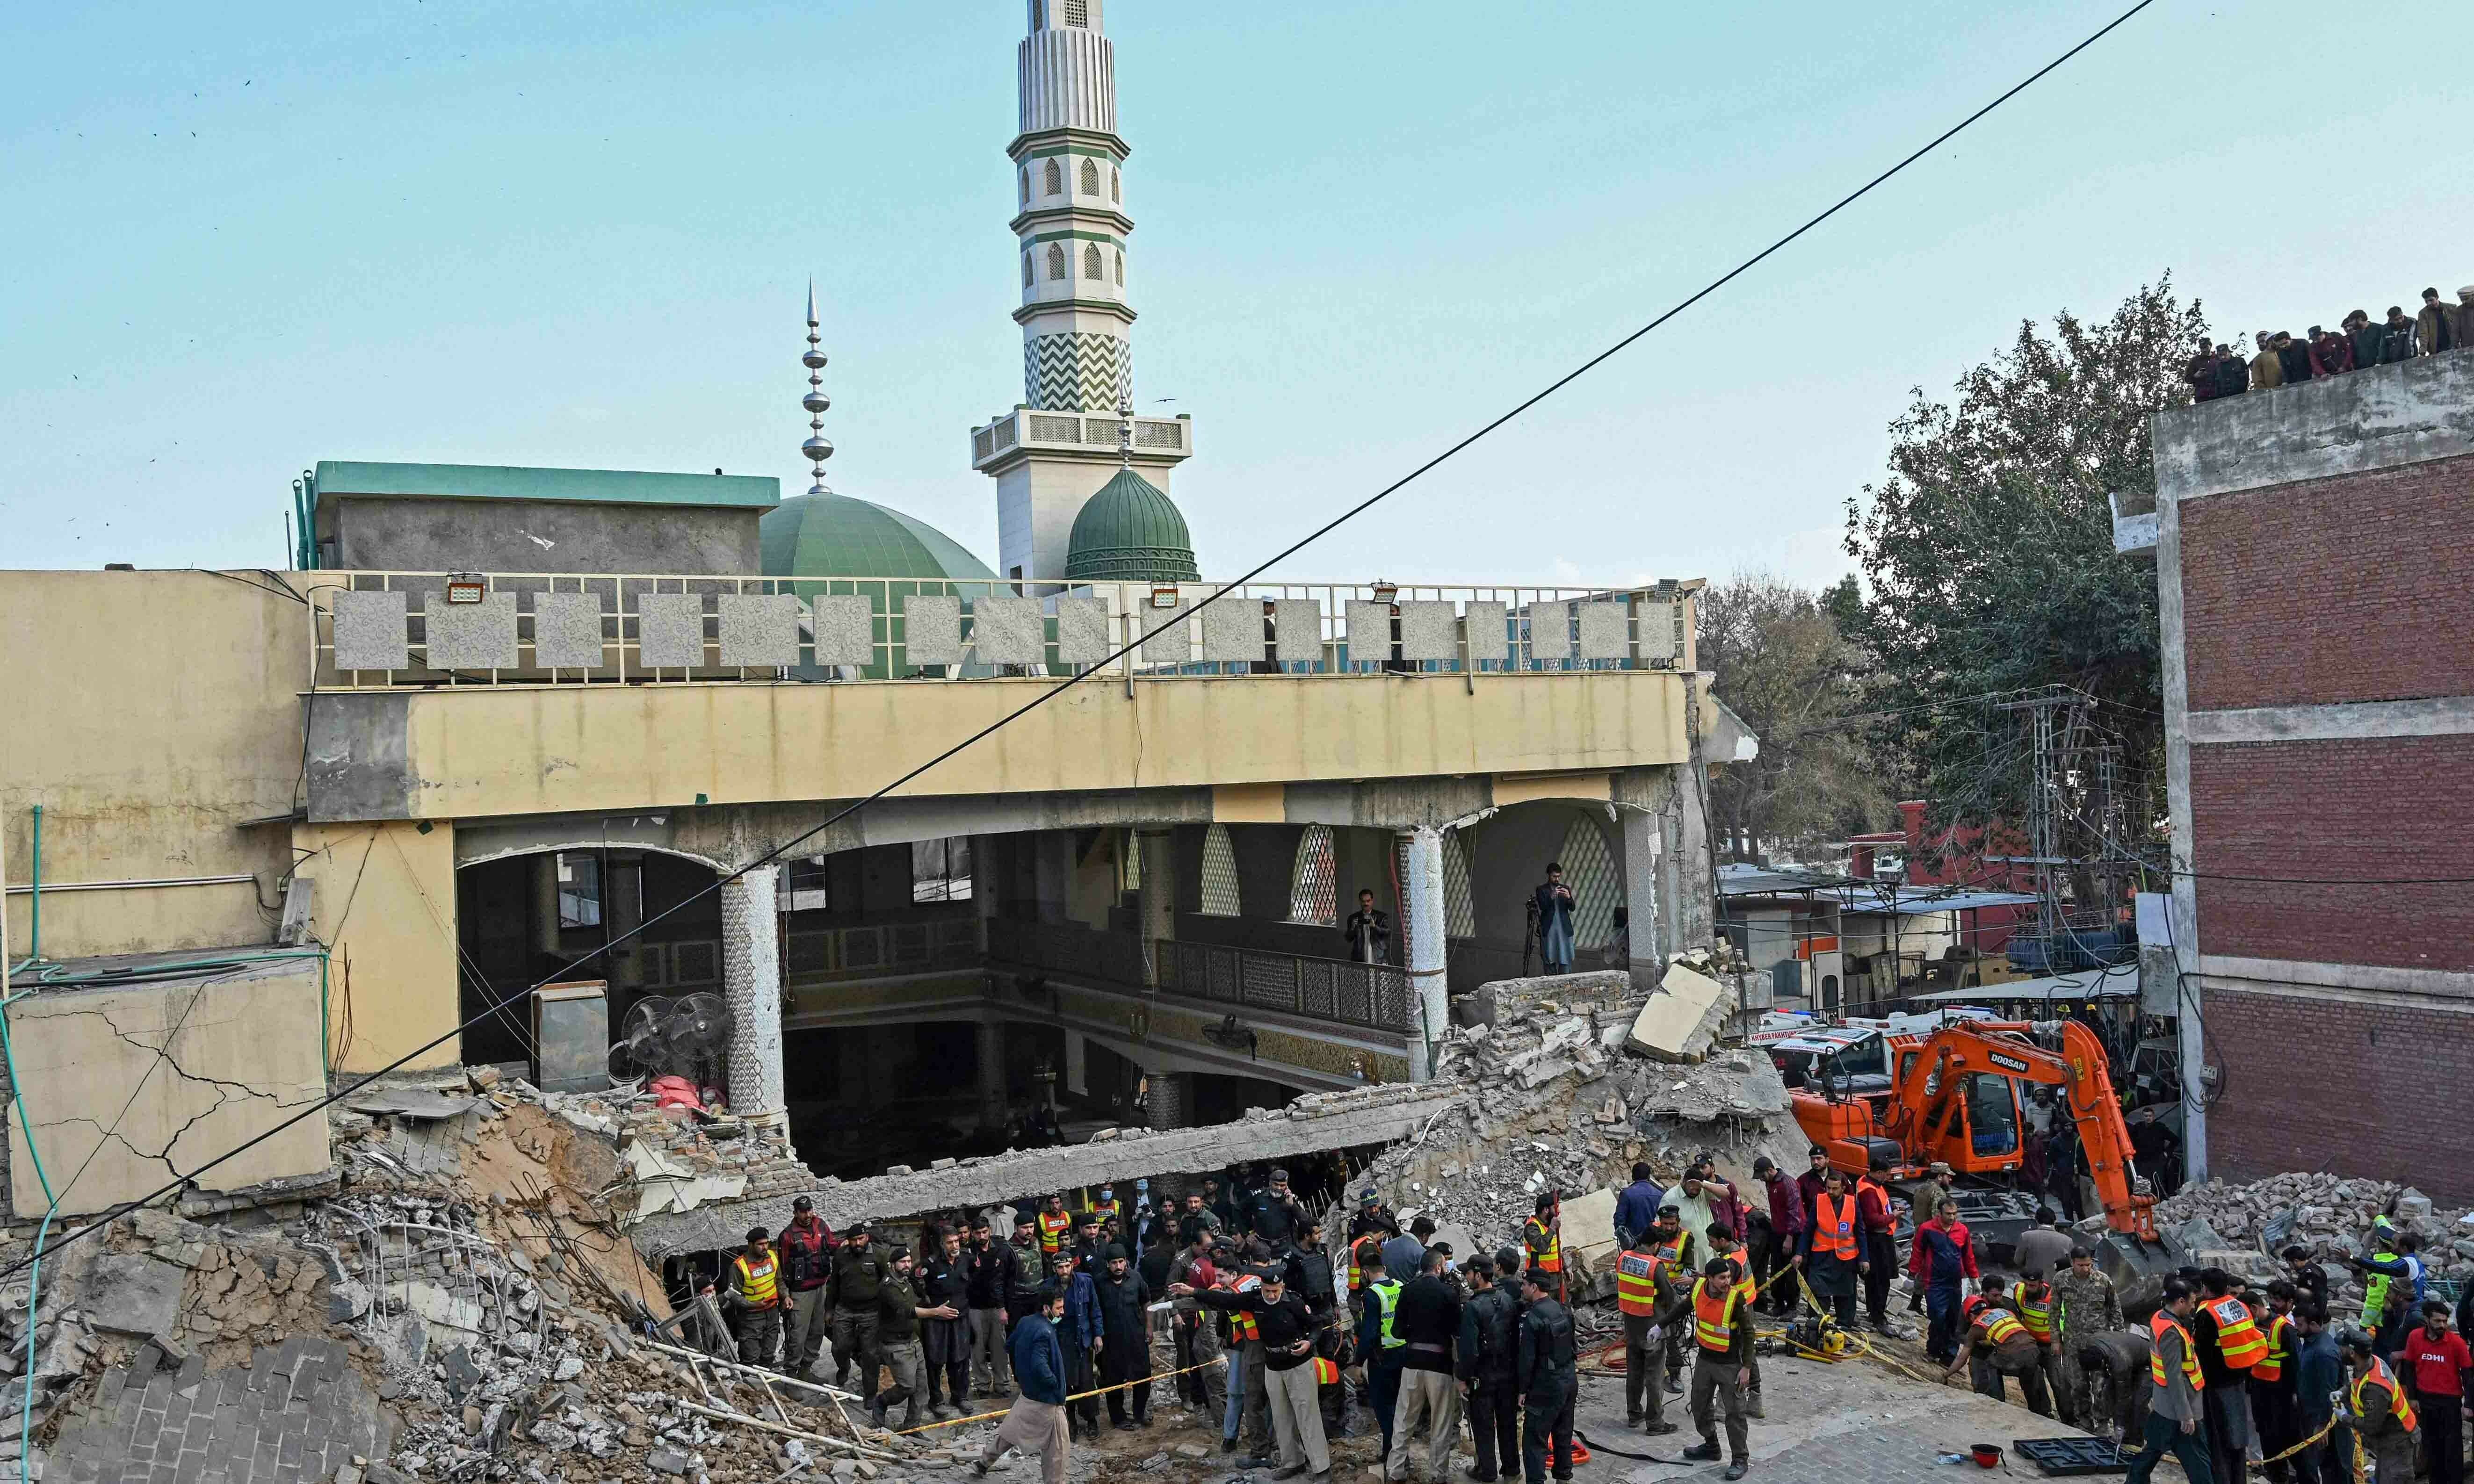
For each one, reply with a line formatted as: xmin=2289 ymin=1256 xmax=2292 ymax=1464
xmin=1894 ymin=1021 xmax=2158 ymax=1241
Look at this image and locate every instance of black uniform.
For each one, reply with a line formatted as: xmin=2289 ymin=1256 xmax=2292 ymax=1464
xmin=1092 ymin=1265 xmax=1154 ymax=1426
xmin=1460 ymin=1284 xmax=1522 ymax=1482
xmin=1516 ymin=1294 xmax=1577 ymax=1484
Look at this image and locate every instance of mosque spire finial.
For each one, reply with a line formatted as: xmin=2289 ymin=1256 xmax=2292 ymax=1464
xmin=798 ymin=279 xmax=833 ymax=496
xmin=1117 ymin=392 xmax=1134 ymax=469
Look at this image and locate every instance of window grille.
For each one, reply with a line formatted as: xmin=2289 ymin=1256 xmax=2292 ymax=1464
xmin=1022 ymin=253 xmax=1033 ymax=288
xmin=1046 ymin=244 xmax=1066 ymax=280
xmin=1083 ymin=243 xmax=1103 ymax=281
xmin=1111 ymin=166 xmax=1121 ymax=202
xmin=1554 ymin=815 xmax=1622 ymax=949
xmin=1123 ymin=828 xmax=1143 ymax=891
xmin=1080 ymin=158 xmax=1100 ymax=196
xmin=1063 ymin=0 xmax=1087 ymax=25
xmin=1287 ymin=825 xmax=1338 ymax=926
xmin=1444 ymin=832 xmax=1476 ymax=939
xmin=1044 ymin=159 xmax=1062 ymax=196
xmin=1200 ymin=824 xmax=1241 ymax=916
xmin=1114 ymin=249 xmax=1124 ymax=286
xmin=1019 ymin=167 xmax=1029 ymax=206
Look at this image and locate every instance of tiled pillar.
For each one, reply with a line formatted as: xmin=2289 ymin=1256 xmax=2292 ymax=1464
xmin=1401 ymin=826 xmax=1447 ymax=1082
xmin=1146 ymin=1071 xmax=1191 ymax=1201
xmin=1622 ymin=808 xmax=1664 ymax=994
xmin=720 ymin=863 xmax=788 ymax=1130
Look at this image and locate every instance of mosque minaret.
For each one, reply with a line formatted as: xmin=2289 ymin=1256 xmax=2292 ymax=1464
xmin=970 ymin=0 xmax=1196 ymax=591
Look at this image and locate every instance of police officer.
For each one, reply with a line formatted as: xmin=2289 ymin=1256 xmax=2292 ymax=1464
xmin=1456 ymin=1256 xmax=1520 ymax=1483
xmin=1516 ymin=1269 xmax=1577 ymax=1484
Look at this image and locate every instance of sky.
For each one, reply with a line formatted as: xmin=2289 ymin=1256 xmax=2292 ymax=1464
xmin=5 ymin=0 xmax=2469 ymax=589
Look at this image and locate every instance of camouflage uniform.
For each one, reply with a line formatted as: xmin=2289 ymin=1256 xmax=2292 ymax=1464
xmin=2049 ymin=1269 xmax=2124 ymax=1425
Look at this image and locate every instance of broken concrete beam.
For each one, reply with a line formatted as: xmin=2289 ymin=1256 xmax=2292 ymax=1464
xmin=1626 ymin=965 xmax=1730 ymax=1062
xmin=80 ymin=1256 xmax=183 ymax=1343
xmin=1465 ymin=972 xmax=1633 ymax=1029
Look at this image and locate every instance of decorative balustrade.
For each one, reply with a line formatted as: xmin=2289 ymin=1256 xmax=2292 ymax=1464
xmin=987 ymin=919 xmax=1409 ymax=1035
xmin=306 ymin=571 xmax=1696 ymax=688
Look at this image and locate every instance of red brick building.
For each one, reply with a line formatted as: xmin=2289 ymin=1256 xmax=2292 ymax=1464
xmin=2122 ymin=350 xmax=2474 ymax=1197
xmin=1847 ymin=800 xmax=2037 ymax=955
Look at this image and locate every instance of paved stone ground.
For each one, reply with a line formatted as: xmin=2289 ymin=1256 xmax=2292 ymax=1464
xmin=1570 ymin=1347 xmax=2148 ymax=1484
xmin=51 ymin=1337 xmax=390 ymax=1484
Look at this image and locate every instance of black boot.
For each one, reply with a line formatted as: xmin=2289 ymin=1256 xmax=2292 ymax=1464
xmin=1681 ymin=1442 xmax=1721 ymax=1462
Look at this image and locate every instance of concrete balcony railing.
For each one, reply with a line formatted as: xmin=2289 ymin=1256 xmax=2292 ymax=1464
xmin=969 ymin=409 xmax=1191 ymax=469
xmin=988 ymin=918 xmax=1410 ymax=1035
xmin=307 ymin=570 xmax=1700 ymax=688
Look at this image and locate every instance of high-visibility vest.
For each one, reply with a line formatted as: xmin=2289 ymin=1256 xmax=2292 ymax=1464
xmin=1616 ymin=1252 xmax=1660 ymax=1317
xmin=1039 ymin=1210 xmax=1072 ymax=1254
xmin=1720 ymin=1251 xmax=1756 ymax=1308
xmin=2150 ymin=1311 xmax=2204 ymax=1393
xmin=1367 ymin=1280 xmax=1405 ymax=1349
xmin=1311 ymin=1356 xmax=1341 ymax=1385
xmin=2205 ymin=1296 xmax=2266 ymax=1369
xmin=2363 ymin=1251 xmax=2401 ymax=1327
xmin=1652 ymin=1238 xmax=1685 ymax=1282
xmin=1982 ymin=1310 xmax=2025 ymax=1347
xmin=1091 ymin=1199 xmax=1120 ymax=1225
xmin=2014 ymin=1293 xmax=2054 ymax=1344
xmin=2351 ymin=1357 xmax=2417 ymax=1434
xmin=1854 ymin=1176 xmax=1888 ymax=1231
xmin=1692 ymin=1278 xmax=1742 ymax=1355
xmin=733 ymin=1252 xmax=780 ymax=1308
xmin=2253 ymin=1313 xmax=2291 ymax=1383
xmin=1811 ymin=1195 xmax=1857 ymax=1261
xmin=1525 ymin=1217 xmax=1562 ymax=1274
xmin=1229 ymin=1275 xmax=1261 ymax=1342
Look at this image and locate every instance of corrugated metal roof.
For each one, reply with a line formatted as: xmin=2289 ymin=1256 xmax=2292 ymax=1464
xmin=1905 ymin=961 xmax=2140 ymax=1003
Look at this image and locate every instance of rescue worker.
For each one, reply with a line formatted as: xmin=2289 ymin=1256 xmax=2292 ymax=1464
xmin=1517 ymin=1269 xmax=1579 ymax=1484
xmin=1089 ymin=1184 xmax=1122 ymax=1228
xmin=1855 ymin=1155 xmax=1905 ymax=1338
xmin=1168 ymin=1229 xmax=1225 ymax=1419
xmin=1349 ymin=1229 xmax=1389 ymax=1319
xmin=1908 ymin=1196 xmax=1977 ymax=1364
xmin=1798 ymin=1166 xmax=1864 ymax=1330
xmin=1649 ymin=1207 xmax=1691 ymax=1398
xmin=1036 ymin=1193 xmax=1073 ymax=1259
xmin=2336 ymin=1325 xmax=2418 ymax=1484
xmin=1678 ymin=1257 xmax=1754 ymax=1481
xmin=830 ymin=1225 xmax=893 ymax=1392
xmin=2078 ymin=1328 xmax=2156 ymax=1449
xmin=972 ymin=1285 xmax=1069 ymax=1484
xmin=1230 ymin=1260 xmax=1276 ymax=1462
xmin=1360 ymin=1264 xmax=1408 ymax=1459
xmin=1312 ymin=1308 xmax=1354 ymax=1440
xmin=1945 ymin=1292 xmax=2054 ymax=1415
xmin=1702 ymin=1224 xmax=1763 ymax=1418
xmin=778 ymin=1196 xmax=837 ymax=1379
xmin=2011 ymin=1274 xmax=2069 ymax=1424
xmin=1522 ymin=1193 xmax=1563 ymax=1296
xmin=1458 ymin=1256 xmax=1521 ymax=1482
xmin=2124 ymin=1279 xmax=2214 ymax=1484
xmin=2053 ymin=1244 xmax=2126 ymax=1425
xmin=1614 ymin=1232 xmax=1682 ymax=1434
xmin=2247 ymin=1280 xmax=2300 ymax=1479
xmin=724 ymin=1226 xmax=787 ymax=1368
xmin=871 ymin=1245 xmax=956 ymax=1433
xmin=2192 ymin=1268 xmax=2264 ymax=1484
xmin=2346 ymin=1223 xmax=2425 ymax=1362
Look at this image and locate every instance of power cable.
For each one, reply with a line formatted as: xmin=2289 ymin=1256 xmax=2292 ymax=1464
xmin=0 ymin=0 xmax=2164 ymax=1280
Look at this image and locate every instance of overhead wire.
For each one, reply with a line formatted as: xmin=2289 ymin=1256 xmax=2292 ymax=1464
xmin=0 ymin=0 xmax=2166 ymax=1281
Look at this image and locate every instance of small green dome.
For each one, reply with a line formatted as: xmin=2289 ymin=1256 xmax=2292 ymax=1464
xmin=760 ymin=493 xmax=996 ymax=582
xmin=1063 ymin=468 xmax=1201 ymax=583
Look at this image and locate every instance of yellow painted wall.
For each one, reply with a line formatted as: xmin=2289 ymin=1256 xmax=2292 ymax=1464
xmin=291 ymin=819 xmax=462 ymax=1071
xmin=373 ymin=669 xmax=1692 ymax=822
xmin=0 ymin=572 xmax=306 ymax=958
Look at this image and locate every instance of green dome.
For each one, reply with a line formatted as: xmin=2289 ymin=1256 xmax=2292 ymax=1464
xmin=759 ymin=493 xmax=996 ymax=582
xmin=1063 ymin=468 xmax=1201 ymax=583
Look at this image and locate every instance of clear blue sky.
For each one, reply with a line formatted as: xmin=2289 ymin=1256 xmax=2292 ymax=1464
xmin=5 ymin=1 xmax=2467 ymax=587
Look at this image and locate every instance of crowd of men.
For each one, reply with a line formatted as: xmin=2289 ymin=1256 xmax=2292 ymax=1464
xmin=2186 ymin=285 xmax=2474 ymax=399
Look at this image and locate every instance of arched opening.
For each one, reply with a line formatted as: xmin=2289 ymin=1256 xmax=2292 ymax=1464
xmin=1079 ymin=158 xmax=1100 ymax=196
xmin=1022 ymin=252 xmax=1033 ymax=288
xmin=1018 ymin=166 xmax=1028 ymax=206
xmin=1043 ymin=158 xmax=1062 ymax=196
xmin=1110 ymin=165 xmax=1121 ymax=202
xmin=1046 ymin=243 xmax=1066 ymax=281
xmin=1287 ymin=824 xmax=1337 ymax=926
xmin=1198 ymin=824 xmax=1240 ymax=915
xmin=1082 ymin=243 xmax=1103 ymax=281
xmin=1113 ymin=249 xmax=1125 ymax=286
xmin=1822 ymin=973 xmax=1841 ymax=1012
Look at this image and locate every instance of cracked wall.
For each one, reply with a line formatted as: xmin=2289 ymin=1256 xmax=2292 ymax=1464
xmin=5 ymin=962 xmax=333 ymax=1219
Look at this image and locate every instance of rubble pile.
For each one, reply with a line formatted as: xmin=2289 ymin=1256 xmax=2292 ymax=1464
xmin=1352 ymin=961 xmax=1798 ymax=1279
xmin=2157 ymin=1172 xmax=2474 ymax=1292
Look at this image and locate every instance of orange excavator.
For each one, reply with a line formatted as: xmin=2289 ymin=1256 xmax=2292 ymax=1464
xmin=1791 ymin=1018 xmax=2163 ymax=1246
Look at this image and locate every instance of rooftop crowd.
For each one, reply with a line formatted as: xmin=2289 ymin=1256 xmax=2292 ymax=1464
xmin=2186 ymin=284 xmax=2474 ymax=400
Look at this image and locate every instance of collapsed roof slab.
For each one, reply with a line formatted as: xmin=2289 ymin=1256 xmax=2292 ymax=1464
xmin=625 ymin=1082 xmax=1468 ymax=1260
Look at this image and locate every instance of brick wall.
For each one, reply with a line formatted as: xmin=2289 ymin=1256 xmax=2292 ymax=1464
xmin=2188 ymin=735 xmax=2474 ymax=970
xmin=2180 ymin=453 xmax=2474 ymax=711
xmin=2202 ymin=983 xmax=2474 ymax=1201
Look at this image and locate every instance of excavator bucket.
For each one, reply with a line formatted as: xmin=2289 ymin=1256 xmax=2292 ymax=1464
xmin=2095 ymin=1226 xmax=2186 ymax=1289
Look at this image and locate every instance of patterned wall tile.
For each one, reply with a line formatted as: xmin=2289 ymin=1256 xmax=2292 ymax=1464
xmin=332 ymin=590 xmax=408 ymax=671
xmin=1055 ymin=596 xmax=1113 ymax=663
xmin=812 ymin=594 xmax=876 ymax=666
xmin=425 ymin=592 xmax=519 ymax=670
xmin=971 ymin=596 xmax=1046 ymax=663
xmin=903 ymin=593 xmax=964 ymax=666
xmin=717 ymin=593 xmax=800 ymax=667
xmin=532 ymin=591 xmax=607 ymax=669
xmin=637 ymin=592 xmax=706 ymax=669
xmin=1272 ymin=598 xmax=1323 ymax=665
xmin=1396 ymin=600 xmax=1456 ymax=662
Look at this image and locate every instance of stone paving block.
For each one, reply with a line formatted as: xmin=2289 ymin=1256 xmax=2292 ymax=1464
xmin=716 ymin=594 xmax=799 ymax=667
xmin=329 ymin=591 xmax=407 ymax=671
xmin=421 ymin=592 xmax=518 ymax=670
xmin=1461 ymin=601 xmax=1509 ymax=663
xmin=1396 ymin=600 xmax=1456 ymax=661
xmin=1053 ymin=597 xmax=1111 ymax=663
xmin=1271 ymin=598 xmax=1322 ymax=664
xmin=1575 ymin=599 xmax=1629 ymax=659
xmin=809 ymin=594 xmax=875 ymax=666
xmin=633 ymin=592 xmax=705 ymax=670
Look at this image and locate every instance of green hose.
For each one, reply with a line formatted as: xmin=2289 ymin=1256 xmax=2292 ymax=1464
xmin=1 ymin=991 xmax=58 ymax=1451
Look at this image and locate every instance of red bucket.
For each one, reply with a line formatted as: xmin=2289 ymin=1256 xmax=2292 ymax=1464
xmin=1970 ymin=1443 xmax=2003 ymax=1469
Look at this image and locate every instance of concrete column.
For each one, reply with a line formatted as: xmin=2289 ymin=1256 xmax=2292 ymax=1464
xmin=1034 ymin=832 xmax=1071 ymax=924
xmin=719 ymin=863 xmax=788 ymax=1129
xmin=1136 ymin=828 xmax=1175 ymax=985
xmin=1146 ymin=1069 xmax=1191 ymax=1131
xmin=1674 ymin=690 xmax=1718 ymax=951
xmin=1401 ymin=826 xmax=1447 ymax=1082
xmin=971 ymin=834 xmax=998 ymax=950
xmin=533 ymin=855 xmax=563 ymax=954
xmin=1620 ymin=808 xmax=1664 ymax=993
xmin=607 ymin=852 xmax=645 ymax=994
xmin=976 ymin=1019 xmax=1008 ymax=1130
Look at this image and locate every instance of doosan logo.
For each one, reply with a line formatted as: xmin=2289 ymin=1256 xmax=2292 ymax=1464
xmin=1987 ymin=1051 xmax=2032 ymax=1074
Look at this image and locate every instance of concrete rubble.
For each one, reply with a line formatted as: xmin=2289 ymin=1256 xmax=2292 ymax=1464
xmin=2156 ymin=1170 xmax=2474 ymax=1304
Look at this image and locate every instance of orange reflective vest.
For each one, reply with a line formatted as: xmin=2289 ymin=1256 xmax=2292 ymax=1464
xmin=2015 ymin=1293 xmax=2054 ymax=1344
xmin=2352 ymin=1357 xmax=2417 ymax=1434
xmin=1811 ymin=1194 xmax=1857 ymax=1261
xmin=2205 ymin=1296 xmax=2266 ymax=1370
xmin=1090 ymin=1199 xmax=1121 ymax=1226
xmin=2150 ymin=1311 xmax=2204 ymax=1392
xmin=2253 ymin=1312 xmax=2291 ymax=1383
xmin=1652 ymin=1238 xmax=1686 ymax=1282
xmin=1854 ymin=1176 xmax=1889 ymax=1231
xmin=1525 ymin=1216 xmax=1562 ymax=1274
xmin=1038 ymin=1210 xmax=1072 ymax=1254
xmin=1229 ymin=1274 xmax=1262 ymax=1343
xmin=1982 ymin=1310 xmax=2026 ymax=1347
xmin=732 ymin=1251 xmax=780 ymax=1308
xmin=1692 ymin=1277 xmax=1743 ymax=1355
xmin=1616 ymin=1252 xmax=1660 ymax=1317
xmin=1350 ymin=1236 xmax=1384 ymax=1293
xmin=1311 ymin=1357 xmax=1340 ymax=1385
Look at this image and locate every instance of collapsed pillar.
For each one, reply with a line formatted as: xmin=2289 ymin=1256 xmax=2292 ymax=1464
xmin=1400 ymin=826 xmax=1447 ymax=1081
xmin=719 ymin=863 xmax=788 ymax=1130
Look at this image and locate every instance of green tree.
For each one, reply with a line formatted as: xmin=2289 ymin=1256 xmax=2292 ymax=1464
xmin=1840 ymin=276 xmax=2199 ymax=837
xmin=1699 ymin=572 xmax=1891 ymax=864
